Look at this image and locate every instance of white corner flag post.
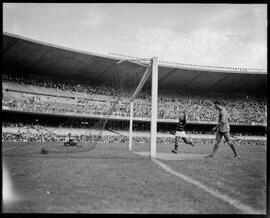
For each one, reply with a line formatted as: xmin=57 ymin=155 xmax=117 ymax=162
xmin=129 ymin=101 xmax=134 ymax=151
xmin=150 ymin=57 xmax=158 ymax=159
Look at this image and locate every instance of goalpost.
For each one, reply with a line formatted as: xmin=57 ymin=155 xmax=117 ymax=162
xmin=150 ymin=57 xmax=158 ymax=159
xmin=127 ymin=57 xmax=158 ymax=159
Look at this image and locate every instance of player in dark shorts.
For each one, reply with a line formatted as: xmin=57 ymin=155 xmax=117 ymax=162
xmin=172 ymin=110 xmax=194 ymax=154
xmin=205 ymin=100 xmax=240 ymax=159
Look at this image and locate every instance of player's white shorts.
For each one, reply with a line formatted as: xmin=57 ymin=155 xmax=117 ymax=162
xmin=175 ymin=131 xmax=187 ymax=138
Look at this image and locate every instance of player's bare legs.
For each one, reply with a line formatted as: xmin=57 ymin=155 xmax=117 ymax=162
xmin=224 ymin=132 xmax=240 ymax=158
xmin=172 ymin=136 xmax=179 ymax=153
xmin=182 ymin=137 xmax=194 ymax=147
xmin=205 ymin=131 xmax=222 ymax=158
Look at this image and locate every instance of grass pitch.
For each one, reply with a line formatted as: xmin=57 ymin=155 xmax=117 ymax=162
xmin=2 ymin=140 xmax=266 ymax=213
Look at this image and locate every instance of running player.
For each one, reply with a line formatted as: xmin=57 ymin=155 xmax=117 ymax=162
xmin=172 ymin=110 xmax=194 ymax=154
xmin=205 ymin=100 xmax=240 ymax=159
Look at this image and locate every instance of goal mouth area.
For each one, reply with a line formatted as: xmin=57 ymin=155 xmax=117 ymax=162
xmin=2 ymin=141 xmax=96 ymax=156
xmin=2 ymin=56 xmax=158 ymax=159
xmin=1 ymin=142 xmax=145 ymax=160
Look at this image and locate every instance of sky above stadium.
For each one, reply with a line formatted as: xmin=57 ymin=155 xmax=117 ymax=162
xmin=3 ymin=3 xmax=267 ymax=69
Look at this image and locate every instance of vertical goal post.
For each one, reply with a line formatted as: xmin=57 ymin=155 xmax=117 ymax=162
xmin=129 ymin=101 xmax=134 ymax=151
xmin=150 ymin=57 xmax=158 ymax=159
xmin=124 ymin=57 xmax=158 ymax=159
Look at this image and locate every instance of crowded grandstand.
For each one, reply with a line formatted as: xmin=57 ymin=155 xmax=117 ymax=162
xmin=2 ymin=33 xmax=267 ymax=147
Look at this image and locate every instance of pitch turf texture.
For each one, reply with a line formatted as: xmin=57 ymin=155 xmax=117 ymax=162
xmin=2 ymin=140 xmax=266 ymax=214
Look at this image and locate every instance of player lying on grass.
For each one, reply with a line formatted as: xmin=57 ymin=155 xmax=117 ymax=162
xmin=205 ymin=100 xmax=240 ymax=159
xmin=64 ymin=133 xmax=77 ymax=146
xmin=172 ymin=110 xmax=194 ymax=154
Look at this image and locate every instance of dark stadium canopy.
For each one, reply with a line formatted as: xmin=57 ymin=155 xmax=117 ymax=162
xmin=3 ymin=32 xmax=267 ymax=95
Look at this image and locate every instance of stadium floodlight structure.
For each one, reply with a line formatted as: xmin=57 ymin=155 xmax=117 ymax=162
xmin=116 ymin=57 xmax=158 ymax=159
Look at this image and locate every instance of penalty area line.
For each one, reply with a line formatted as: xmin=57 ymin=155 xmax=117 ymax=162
xmin=151 ymin=158 xmax=264 ymax=214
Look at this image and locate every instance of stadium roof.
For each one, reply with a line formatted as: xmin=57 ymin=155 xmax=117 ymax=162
xmin=3 ymin=32 xmax=267 ymax=95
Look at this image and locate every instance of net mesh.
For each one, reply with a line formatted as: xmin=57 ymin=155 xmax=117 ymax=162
xmin=2 ymin=58 xmax=153 ymax=158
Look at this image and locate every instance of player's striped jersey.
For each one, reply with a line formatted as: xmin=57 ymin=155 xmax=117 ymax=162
xmin=176 ymin=113 xmax=186 ymax=131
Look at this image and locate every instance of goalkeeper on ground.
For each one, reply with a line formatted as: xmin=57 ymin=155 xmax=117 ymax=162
xmin=172 ymin=110 xmax=194 ymax=154
xmin=64 ymin=133 xmax=77 ymax=146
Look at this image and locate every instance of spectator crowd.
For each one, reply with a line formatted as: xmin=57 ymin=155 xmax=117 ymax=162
xmin=2 ymin=73 xmax=267 ymax=125
xmin=2 ymin=123 xmax=58 ymax=142
xmin=2 ymin=130 xmax=266 ymax=147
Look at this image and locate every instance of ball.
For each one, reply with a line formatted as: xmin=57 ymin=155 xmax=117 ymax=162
xmin=41 ymin=147 xmax=49 ymax=154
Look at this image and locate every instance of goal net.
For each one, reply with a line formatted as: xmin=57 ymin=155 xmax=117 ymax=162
xmin=2 ymin=57 xmax=158 ymax=159
xmin=91 ymin=56 xmax=159 ymax=159
xmin=127 ymin=57 xmax=158 ymax=158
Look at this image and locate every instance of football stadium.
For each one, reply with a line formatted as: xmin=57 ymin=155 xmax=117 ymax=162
xmin=2 ymin=4 xmax=267 ymax=214
xmin=2 ymin=31 xmax=267 ymax=214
